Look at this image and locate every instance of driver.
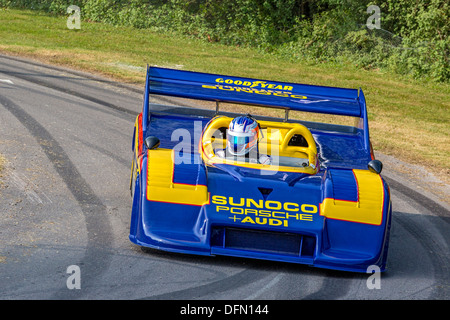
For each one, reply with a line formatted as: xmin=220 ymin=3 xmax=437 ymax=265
xmin=215 ymin=115 xmax=272 ymax=165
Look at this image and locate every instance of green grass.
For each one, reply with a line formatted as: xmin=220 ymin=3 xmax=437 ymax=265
xmin=0 ymin=9 xmax=449 ymax=181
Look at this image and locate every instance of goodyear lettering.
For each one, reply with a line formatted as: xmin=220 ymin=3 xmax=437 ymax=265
xmin=202 ymin=78 xmax=307 ymax=100
xmin=215 ymin=78 xmax=294 ymax=91
xmin=211 ymin=195 xmax=317 ymax=227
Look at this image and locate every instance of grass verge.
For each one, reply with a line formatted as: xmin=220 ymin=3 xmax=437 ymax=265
xmin=0 ymin=9 xmax=448 ymax=182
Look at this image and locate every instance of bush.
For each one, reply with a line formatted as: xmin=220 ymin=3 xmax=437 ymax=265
xmin=1 ymin=0 xmax=448 ymax=82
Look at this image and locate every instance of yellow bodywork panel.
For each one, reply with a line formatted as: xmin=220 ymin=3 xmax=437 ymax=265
xmin=320 ymin=169 xmax=385 ymax=225
xmin=146 ymin=148 xmax=209 ymax=206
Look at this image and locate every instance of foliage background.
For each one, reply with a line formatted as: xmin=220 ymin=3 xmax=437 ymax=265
xmin=1 ymin=0 xmax=448 ymax=82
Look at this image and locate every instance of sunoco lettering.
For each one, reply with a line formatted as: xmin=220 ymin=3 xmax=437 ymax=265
xmin=212 ymin=195 xmax=317 ymax=227
xmin=212 ymin=195 xmax=306 ymax=212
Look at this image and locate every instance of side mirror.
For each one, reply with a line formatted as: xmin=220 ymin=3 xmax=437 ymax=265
xmin=144 ymin=136 xmax=160 ymax=150
xmin=368 ymin=159 xmax=383 ymax=174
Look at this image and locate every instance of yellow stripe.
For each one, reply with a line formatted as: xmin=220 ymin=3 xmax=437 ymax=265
xmin=146 ymin=148 xmax=209 ymax=206
xmin=320 ymin=169 xmax=384 ymax=225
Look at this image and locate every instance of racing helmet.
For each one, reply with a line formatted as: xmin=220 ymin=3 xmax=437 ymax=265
xmin=226 ymin=115 xmax=260 ymax=156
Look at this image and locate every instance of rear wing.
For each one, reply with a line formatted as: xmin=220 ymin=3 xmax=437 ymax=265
xmin=142 ymin=66 xmax=371 ymax=152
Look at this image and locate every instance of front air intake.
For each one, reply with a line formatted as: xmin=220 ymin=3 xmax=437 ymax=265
xmin=210 ymin=227 xmax=316 ymax=258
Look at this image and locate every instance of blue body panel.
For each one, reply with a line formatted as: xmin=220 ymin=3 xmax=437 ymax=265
xmin=130 ymin=67 xmax=392 ymax=273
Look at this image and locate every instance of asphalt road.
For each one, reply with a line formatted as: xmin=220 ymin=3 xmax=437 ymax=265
xmin=0 ymin=54 xmax=449 ymax=301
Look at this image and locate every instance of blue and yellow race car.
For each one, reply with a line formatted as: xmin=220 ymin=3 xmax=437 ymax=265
xmin=129 ymin=66 xmax=392 ymax=273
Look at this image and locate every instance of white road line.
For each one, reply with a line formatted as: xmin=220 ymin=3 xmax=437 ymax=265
xmin=8 ymin=171 xmax=52 ymax=205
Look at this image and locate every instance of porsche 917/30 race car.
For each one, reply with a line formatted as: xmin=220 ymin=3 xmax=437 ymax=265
xmin=129 ymin=66 xmax=392 ymax=273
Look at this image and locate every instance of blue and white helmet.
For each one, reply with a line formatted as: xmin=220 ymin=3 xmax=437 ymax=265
xmin=227 ymin=115 xmax=260 ymax=156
